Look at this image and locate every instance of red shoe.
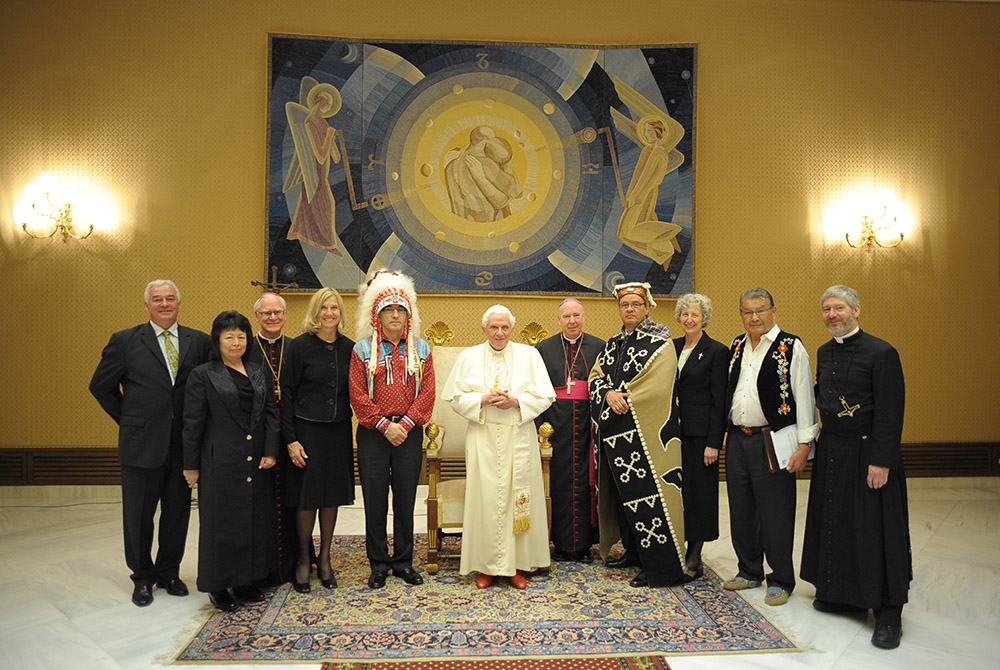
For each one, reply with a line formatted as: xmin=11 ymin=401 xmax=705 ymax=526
xmin=476 ymin=574 xmax=494 ymax=589
xmin=509 ymin=571 xmax=527 ymax=590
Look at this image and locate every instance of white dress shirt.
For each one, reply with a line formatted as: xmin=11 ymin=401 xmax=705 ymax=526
xmin=729 ymin=323 xmax=819 ymax=444
xmin=150 ymin=321 xmax=179 ymax=384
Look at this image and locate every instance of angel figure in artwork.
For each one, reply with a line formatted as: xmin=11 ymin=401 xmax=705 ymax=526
xmin=611 ymin=75 xmax=686 ymax=270
xmin=283 ymin=77 xmax=344 ymax=255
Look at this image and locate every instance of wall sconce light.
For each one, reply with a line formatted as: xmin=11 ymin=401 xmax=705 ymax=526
xmin=845 ymin=191 xmax=905 ymax=251
xmin=15 ymin=173 xmax=94 ymax=241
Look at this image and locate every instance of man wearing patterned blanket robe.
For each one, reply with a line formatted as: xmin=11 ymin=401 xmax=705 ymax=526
xmin=589 ymin=282 xmax=688 ymax=588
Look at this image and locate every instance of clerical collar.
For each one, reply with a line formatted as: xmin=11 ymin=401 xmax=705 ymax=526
xmin=489 ymin=342 xmax=510 ymax=356
xmin=834 ymin=325 xmax=861 ymax=344
xmin=258 ymin=333 xmax=282 ymax=344
xmin=561 ymin=333 xmax=581 ymax=345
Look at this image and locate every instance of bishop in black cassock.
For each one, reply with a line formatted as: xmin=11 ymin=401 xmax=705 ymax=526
xmin=801 ymin=286 xmax=911 ymax=650
xmin=535 ymin=299 xmax=604 ymax=562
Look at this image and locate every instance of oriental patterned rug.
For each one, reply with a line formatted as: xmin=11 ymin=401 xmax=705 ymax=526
xmin=175 ymin=535 xmax=797 ymax=664
xmin=323 ymin=657 xmax=672 ymax=669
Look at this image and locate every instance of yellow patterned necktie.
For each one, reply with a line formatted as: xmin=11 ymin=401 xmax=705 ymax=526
xmin=163 ymin=330 xmax=179 ymax=380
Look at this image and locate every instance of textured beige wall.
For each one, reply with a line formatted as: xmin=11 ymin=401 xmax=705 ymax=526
xmin=1 ymin=0 xmax=998 ymax=447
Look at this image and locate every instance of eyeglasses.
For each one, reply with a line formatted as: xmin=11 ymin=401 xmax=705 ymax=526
xmin=257 ymin=310 xmax=285 ymax=317
xmin=740 ymin=307 xmax=773 ymax=318
xmin=619 ymin=301 xmax=646 ymax=310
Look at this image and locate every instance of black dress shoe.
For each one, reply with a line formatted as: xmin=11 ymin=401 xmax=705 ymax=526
xmin=368 ymin=569 xmax=388 ymax=589
xmin=813 ymin=599 xmax=866 ymax=614
xmin=576 ymin=550 xmax=594 ymax=564
xmin=394 ymin=567 xmax=424 ymax=585
xmin=208 ymin=589 xmax=240 ymax=612
xmin=155 ymin=577 xmax=189 ymax=596
xmin=606 ymin=554 xmax=641 ymax=568
xmin=292 ymin=579 xmax=311 ymax=594
xmin=628 ymin=571 xmax=648 ymax=588
xmin=551 ymin=549 xmax=575 ymax=562
xmin=685 ymin=563 xmax=704 ymax=580
xmin=872 ymin=623 xmax=903 ymax=649
xmin=233 ymin=584 xmax=267 ymax=604
xmin=131 ymin=583 xmax=153 ymax=607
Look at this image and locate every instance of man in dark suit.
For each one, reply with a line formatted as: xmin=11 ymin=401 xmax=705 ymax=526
xmin=90 ymin=280 xmax=211 ymax=607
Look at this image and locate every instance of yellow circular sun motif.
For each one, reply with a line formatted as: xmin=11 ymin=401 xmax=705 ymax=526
xmin=373 ymin=69 xmax=589 ymax=270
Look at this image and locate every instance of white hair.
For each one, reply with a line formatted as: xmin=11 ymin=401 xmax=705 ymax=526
xmin=482 ymin=304 xmax=515 ymax=329
xmin=144 ymin=279 xmax=179 ymax=303
xmin=674 ymin=293 xmax=713 ymax=327
xmin=253 ymin=292 xmax=287 ymax=312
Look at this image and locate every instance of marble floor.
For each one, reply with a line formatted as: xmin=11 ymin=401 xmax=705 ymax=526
xmin=1 ymin=479 xmax=998 ymax=670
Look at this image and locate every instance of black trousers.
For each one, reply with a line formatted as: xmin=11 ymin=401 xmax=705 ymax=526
xmin=356 ymin=425 xmax=423 ymax=572
xmin=725 ymin=427 xmax=797 ymax=592
xmin=120 ymin=448 xmax=191 ymax=586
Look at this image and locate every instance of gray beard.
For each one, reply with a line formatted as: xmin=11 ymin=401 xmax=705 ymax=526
xmin=826 ymin=320 xmax=855 ymax=337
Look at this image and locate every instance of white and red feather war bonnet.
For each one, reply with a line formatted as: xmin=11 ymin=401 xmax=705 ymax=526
xmin=356 ymin=269 xmax=423 ymax=390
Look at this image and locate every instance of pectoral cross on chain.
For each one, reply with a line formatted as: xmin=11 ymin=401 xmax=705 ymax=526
xmin=837 ymin=395 xmax=860 ymax=417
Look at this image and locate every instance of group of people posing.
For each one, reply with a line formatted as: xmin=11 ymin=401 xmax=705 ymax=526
xmin=89 ymin=276 xmax=910 ymax=651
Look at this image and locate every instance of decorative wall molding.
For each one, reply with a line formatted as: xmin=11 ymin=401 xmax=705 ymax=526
xmin=2 ymin=443 xmax=997 ymax=486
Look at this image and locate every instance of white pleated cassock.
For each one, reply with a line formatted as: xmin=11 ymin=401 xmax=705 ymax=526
xmin=441 ymin=341 xmax=555 ymax=576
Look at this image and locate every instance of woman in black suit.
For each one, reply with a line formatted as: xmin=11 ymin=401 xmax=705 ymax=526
xmin=282 ymin=287 xmax=355 ymax=593
xmin=183 ymin=311 xmax=279 ymax=612
xmin=673 ymin=293 xmax=728 ymax=579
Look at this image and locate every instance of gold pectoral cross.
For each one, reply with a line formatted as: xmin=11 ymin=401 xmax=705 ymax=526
xmin=837 ymin=395 xmax=860 ymax=417
xmin=491 ymin=375 xmax=505 ymax=392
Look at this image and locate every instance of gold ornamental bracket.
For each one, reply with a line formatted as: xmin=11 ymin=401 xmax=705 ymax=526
xmin=519 ymin=322 xmax=549 ymax=347
xmin=424 ymin=321 xmax=455 ymax=346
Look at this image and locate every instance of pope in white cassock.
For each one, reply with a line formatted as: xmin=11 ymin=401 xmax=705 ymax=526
xmin=441 ymin=305 xmax=556 ymax=589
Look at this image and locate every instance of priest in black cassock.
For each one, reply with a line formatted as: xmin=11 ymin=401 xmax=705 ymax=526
xmin=245 ymin=292 xmax=299 ymax=586
xmin=801 ymin=285 xmax=911 ymax=650
xmin=535 ymin=299 xmax=604 ymax=563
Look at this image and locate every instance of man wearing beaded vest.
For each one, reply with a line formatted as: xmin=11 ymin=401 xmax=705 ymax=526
xmin=589 ymin=282 xmax=688 ymax=588
xmin=348 ymin=270 xmax=435 ymax=590
xmin=245 ymin=292 xmax=299 ymax=586
xmin=722 ymin=288 xmax=818 ymax=607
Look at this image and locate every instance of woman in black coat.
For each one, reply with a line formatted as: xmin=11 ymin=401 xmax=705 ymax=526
xmin=183 ymin=311 xmax=279 ymax=612
xmin=282 ymin=287 xmax=355 ymax=593
xmin=673 ymin=293 xmax=728 ymax=579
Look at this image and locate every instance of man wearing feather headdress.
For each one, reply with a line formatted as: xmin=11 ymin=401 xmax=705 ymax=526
xmin=348 ymin=270 xmax=435 ymax=589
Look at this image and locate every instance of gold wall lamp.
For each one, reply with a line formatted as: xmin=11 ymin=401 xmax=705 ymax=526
xmin=845 ymin=204 xmax=904 ymax=250
xmin=15 ymin=173 xmax=95 ymax=241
